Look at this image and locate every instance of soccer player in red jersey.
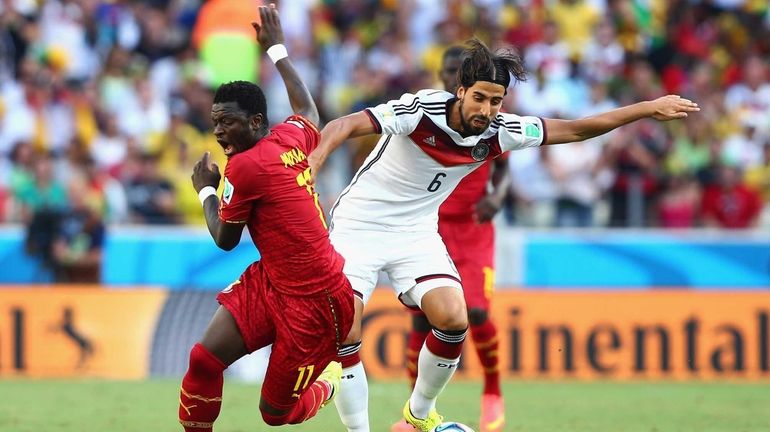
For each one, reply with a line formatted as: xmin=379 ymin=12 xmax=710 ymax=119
xmin=391 ymin=46 xmax=510 ymax=432
xmin=178 ymin=4 xmax=354 ymax=431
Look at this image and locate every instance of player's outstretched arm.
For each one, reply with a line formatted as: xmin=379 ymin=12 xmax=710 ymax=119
xmin=543 ymin=95 xmax=699 ymax=145
xmin=192 ymin=152 xmax=244 ymax=251
xmin=308 ymin=111 xmax=377 ymax=179
xmin=252 ymin=3 xmax=319 ymax=125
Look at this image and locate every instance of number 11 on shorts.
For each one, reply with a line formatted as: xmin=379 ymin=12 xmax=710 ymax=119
xmin=293 ymin=364 xmax=316 ymax=393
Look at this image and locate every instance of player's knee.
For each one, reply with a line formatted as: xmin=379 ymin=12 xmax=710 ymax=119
xmin=412 ymin=313 xmax=431 ymax=333
xmin=342 ymin=325 xmax=361 ymax=344
xmin=341 ymin=297 xmax=364 ymax=344
xmin=259 ymin=399 xmax=289 ymax=426
xmin=429 ymin=301 xmax=468 ymax=330
xmin=261 ymin=412 xmax=287 ymax=426
xmin=467 ymin=308 xmax=489 ymax=326
xmin=187 ymin=343 xmax=226 ymax=378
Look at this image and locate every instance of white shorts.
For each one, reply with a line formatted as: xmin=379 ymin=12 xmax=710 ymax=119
xmin=329 ymin=228 xmax=462 ymax=308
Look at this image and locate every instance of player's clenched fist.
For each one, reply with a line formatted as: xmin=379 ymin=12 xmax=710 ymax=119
xmin=191 ymin=151 xmax=221 ymax=193
xmin=649 ymin=95 xmax=700 ymax=121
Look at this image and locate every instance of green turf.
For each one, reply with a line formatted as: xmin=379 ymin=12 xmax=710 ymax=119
xmin=0 ymin=379 xmax=768 ymax=431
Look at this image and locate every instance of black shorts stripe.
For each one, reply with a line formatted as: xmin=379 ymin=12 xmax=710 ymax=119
xmin=414 ymin=273 xmax=462 ymax=285
xmin=397 ymin=293 xmax=422 ymax=312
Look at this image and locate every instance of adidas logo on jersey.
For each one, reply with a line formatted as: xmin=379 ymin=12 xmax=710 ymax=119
xmin=423 ymin=136 xmax=436 ymax=146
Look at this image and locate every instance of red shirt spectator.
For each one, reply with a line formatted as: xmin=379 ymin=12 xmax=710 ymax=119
xmin=701 ymin=166 xmax=762 ymax=228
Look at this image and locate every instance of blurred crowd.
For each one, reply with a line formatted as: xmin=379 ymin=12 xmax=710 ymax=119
xmin=1 ymin=0 xmax=769 ymax=264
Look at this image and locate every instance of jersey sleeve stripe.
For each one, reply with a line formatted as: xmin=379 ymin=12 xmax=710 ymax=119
xmin=392 ymin=98 xmax=420 ymax=112
xmin=391 ymin=99 xmax=445 ymax=111
xmin=364 ymin=108 xmax=382 ymax=134
xmin=393 ymin=103 xmax=446 ymax=116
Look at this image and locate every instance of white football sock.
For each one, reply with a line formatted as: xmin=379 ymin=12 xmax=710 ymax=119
xmin=409 ymin=336 xmax=462 ymax=418
xmin=335 ymin=361 xmax=370 ymax=432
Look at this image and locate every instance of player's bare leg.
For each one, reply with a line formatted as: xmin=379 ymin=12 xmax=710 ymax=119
xmin=334 ymin=296 xmax=370 ymax=431
xmin=179 ymin=306 xmax=248 ymax=432
xmin=404 ymin=286 xmax=468 ymax=431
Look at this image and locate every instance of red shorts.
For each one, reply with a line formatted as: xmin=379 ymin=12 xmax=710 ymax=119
xmin=438 ymin=217 xmax=495 ymax=311
xmin=217 ymin=262 xmax=354 ymax=409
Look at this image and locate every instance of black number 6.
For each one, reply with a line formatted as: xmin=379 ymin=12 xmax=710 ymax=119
xmin=427 ymin=172 xmax=446 ymax=192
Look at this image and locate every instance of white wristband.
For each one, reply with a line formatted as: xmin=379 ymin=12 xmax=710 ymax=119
xmin=198 ymin=186 xmax=217 ymax=206
xmin=266 ymin=44 xmax=288 ymax=63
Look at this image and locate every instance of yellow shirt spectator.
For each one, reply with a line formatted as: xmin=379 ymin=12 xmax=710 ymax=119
xmin=550 ymin=0 xmax=600 ymax=60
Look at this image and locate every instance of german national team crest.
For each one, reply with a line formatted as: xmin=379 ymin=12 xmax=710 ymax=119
xmin=471 ymin=141 xmax=490 ymax=161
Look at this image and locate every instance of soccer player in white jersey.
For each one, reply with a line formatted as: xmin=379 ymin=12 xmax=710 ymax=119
xmin=309 ymin=39 xmax=699 ymax=432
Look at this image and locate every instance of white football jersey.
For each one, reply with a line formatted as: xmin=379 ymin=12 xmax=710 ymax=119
xmin=330 ymin=89 xmax=546 ymax=232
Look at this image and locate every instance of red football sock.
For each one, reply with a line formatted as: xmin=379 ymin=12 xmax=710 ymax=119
xmin=179 ymin=343 xmax=227 ymax=432
xmin=471 ymin=319 xmax=501 ymax=396
xmin=336 ymin=342 xmax=361 ymax=368
xmin=425 ymin=328 xmax=466 ymax=359
xmin=261 ymin=381 xmax=332 ymax=425
xmin=406 ymin=329 xmax=430 ymax=388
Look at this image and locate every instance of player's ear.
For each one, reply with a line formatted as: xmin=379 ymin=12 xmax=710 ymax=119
xmin=457 ymin=86 xmax=466 ymax=100
xmin=250 ymin=113 xmax=264 ymax=131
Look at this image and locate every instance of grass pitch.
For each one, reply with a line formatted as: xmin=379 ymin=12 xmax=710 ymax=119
xmin=0 ymin=379 xmax=768 ymax=431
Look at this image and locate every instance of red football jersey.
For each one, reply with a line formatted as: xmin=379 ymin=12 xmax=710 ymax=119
xmin=218 ymin=115 xmax=346 ymax=295
xmin=438 ymin=161 xmax=491 ymax=219
xmin=701 ymin=184 xmax=762 ymax=229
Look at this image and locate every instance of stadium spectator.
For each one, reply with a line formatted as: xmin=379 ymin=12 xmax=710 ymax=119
xmin=50 ymin=173 xmax=105 ymax=283
xmin=548 ymin=0 xmax=601 ymax=59
xmin=580 ymin=16 xmax=625 ymax=83
xmin=724 ymin=55 xmax=770 ymax=126
xmin=5 ymin=141 xmax=35 ymax=220
xmin=604 ymin=121 xmax=668 ymax=227
xmin=14 ymin=151 xmax=67 ymax=222
xmin=124 ymin=152 xmax=179 ymax=224
xmin=744 ymin=142 xmax=770 ymax=227
xmin=657 ymin=173 xmax=702 ymax=228
xmin=178 ymin=4 xmax=354 ymax=430
xmin=701 ymin=164 xmax=762 ymax=228
xmin=508 ymin=146 xmax=558 ymax=227
xmin=524 ymin=20 xmax=571 ymax=82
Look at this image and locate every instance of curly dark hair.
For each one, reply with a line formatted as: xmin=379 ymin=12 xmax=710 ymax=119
xmin=458 ymin=38 xmax=526 ymax=90
xmin=213 ymin=80 xmax=268 ymax=122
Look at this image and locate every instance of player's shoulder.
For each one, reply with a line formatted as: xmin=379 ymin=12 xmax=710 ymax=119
xmin=414 ymin=88 xmax=453 ymax=103
xmin=272 ymin=114 xmax=320 ymax=136
xmin=390 ymin=89 xmax=452 ymax=120
xmin=491 ymin=111 xmax=534 ymax=133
